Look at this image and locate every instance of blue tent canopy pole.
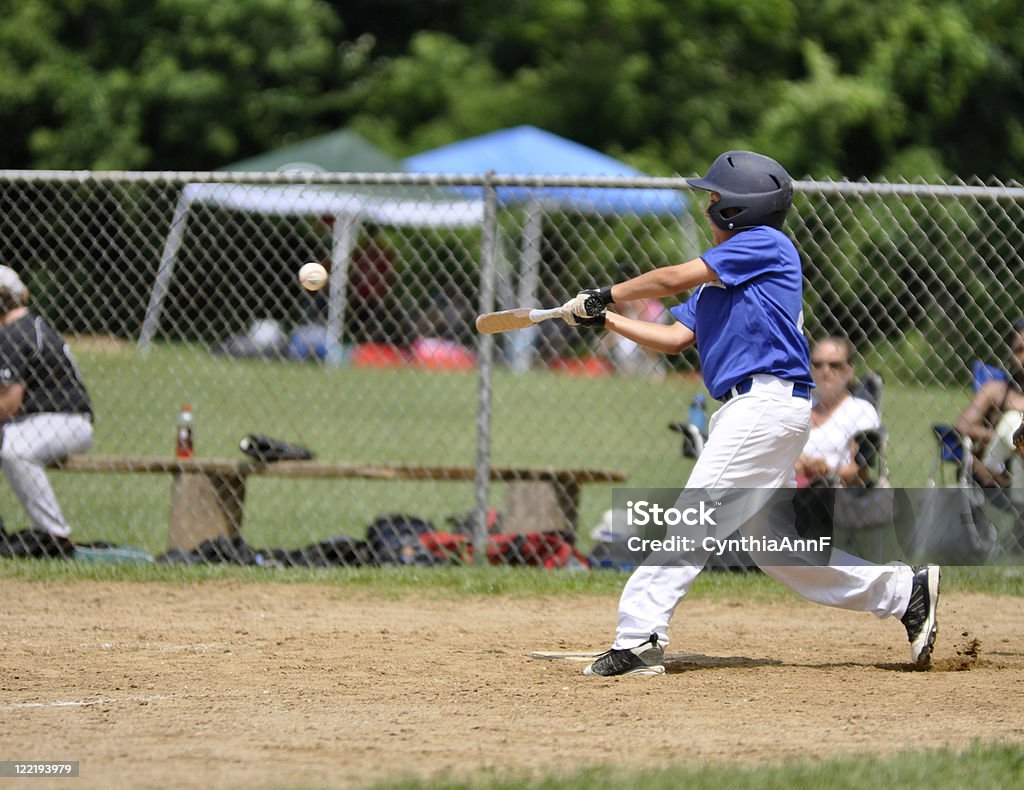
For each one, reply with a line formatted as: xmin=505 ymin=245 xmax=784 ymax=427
xmin=508 ymin=199 xmax=546 ymax=374
xmin=327 ymin=214 xmax=359 ymax=363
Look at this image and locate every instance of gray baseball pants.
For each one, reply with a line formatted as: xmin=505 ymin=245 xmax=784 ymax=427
xmin=1 ymin=413 xmax=94 ymax=539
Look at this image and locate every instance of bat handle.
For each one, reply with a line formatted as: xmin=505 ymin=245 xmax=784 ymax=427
xmin=528 ymin=307 xmax=564 ymax=324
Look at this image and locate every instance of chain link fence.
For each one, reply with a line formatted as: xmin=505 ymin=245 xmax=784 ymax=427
xmin=0 ymin=170 xmax=1021 ymax=567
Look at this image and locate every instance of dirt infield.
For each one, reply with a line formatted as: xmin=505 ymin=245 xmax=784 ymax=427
xmin=3 ymin=579 xmax=1023 ymax=788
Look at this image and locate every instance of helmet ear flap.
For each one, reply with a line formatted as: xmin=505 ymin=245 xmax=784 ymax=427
xmin=707 ymin=203 xmax=743 ymax=232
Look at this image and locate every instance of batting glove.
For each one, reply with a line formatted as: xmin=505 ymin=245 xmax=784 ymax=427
xmin=563 ymin=286 xmax=614 ymax=320
xmin=560 ymin=304 xmax=606 ymax=328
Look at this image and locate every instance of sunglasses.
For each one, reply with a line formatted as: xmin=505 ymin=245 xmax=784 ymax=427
xmin=811 ymin=359 xmax=848 ymax=370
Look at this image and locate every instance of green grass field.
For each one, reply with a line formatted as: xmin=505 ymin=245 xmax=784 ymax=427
xmin=2 ymin=561 xmax=1020 ymax=599
xmin=0 ymin=340 xmax=980 ymax=554
xmin=371 ymin=742 xmax=1024 ymax=790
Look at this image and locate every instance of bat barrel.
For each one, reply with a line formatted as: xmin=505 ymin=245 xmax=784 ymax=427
xmin=476 ymin=307 xmax=558 ymax=334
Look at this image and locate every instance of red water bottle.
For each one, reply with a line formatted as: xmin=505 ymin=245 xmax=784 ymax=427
xmin=175 ymin=405 xmax=195 ymax=459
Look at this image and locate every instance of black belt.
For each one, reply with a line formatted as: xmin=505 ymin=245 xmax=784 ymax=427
xmin=720 ymin=378 xmax=811 ymax=403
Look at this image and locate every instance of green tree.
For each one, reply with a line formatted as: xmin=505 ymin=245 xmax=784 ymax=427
xmin=0 ymin=0 xmax=360 ymax=169
xmin=4 ymin=0 xmax=1024 ymax=178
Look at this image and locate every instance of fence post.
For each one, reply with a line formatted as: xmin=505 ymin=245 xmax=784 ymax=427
xmin=472 ymin=172 xmax=499 ymax=563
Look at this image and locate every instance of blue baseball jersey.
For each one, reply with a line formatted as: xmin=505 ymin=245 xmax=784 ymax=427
xmin=669 ymin=226 xmax=813 ymax=400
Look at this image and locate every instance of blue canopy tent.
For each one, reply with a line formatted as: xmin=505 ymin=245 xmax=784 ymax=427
xmin=405 ymin=125 xmax=687 ymax=215
xmin=405 ymin=126 xmax=695 ymax=370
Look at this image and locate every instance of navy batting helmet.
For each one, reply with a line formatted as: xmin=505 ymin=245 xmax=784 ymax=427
xmin=687 ymin=151 xmax=793 ymax=231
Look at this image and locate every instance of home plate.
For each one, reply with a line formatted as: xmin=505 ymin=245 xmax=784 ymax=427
xmin=531 ymin=651 xmax=697 ymax=662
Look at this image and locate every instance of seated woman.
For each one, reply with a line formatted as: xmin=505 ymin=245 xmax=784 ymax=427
xmin=796 ymin=337 xmax=881 ymax=487
xmin=956 ymin=318 xmax=1024 ymax=490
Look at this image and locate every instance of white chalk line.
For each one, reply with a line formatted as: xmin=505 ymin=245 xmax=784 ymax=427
xmin=0 ymin=695 xmax=169 ymax=711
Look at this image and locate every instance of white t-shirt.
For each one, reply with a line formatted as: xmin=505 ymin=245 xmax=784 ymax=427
xmin=802 ymin=396 xmax=880 ymax=471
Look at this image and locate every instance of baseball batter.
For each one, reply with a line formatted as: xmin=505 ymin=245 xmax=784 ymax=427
xmin=561 ymin=151 xmax=939 ymax=676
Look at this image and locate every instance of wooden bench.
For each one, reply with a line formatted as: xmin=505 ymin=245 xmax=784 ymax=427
xmin=53 ymin=455 xmax=628 ymax=551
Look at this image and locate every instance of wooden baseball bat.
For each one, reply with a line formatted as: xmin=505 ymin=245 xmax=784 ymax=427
xmin=475 ymin=307 xmax=564 ymax=334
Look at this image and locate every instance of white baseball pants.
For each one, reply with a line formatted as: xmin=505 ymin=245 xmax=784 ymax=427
xmin=614 ymin=375 xmax=914 ymax=649
xmin=1 ymin=413 xmax=94 ymax=539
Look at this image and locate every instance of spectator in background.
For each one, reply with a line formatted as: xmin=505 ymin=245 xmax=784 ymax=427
xmin=956 ymin=318 xmax=1024 ymax=489
xmin=346 ymin=225 xmax=399 ymax=343
xmin=795 ymin=336 xmax=880 ymax=487
xmin=0 ymin=266 xmax=93 ymax=556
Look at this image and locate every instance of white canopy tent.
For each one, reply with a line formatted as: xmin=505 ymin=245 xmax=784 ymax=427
xmin=138 ymin=182 xmax=485 ymax=354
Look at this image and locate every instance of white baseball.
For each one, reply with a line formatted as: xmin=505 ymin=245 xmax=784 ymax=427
xmin=298 ymin=262 xmax=328 ymax=291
